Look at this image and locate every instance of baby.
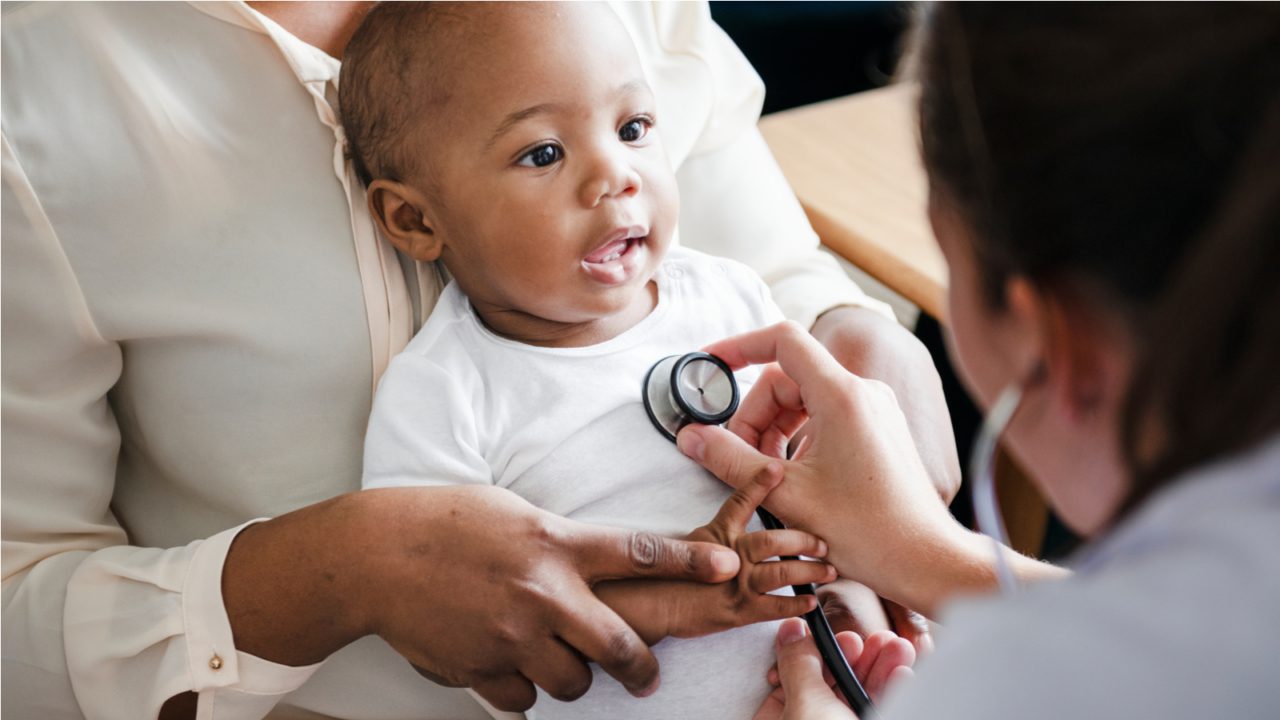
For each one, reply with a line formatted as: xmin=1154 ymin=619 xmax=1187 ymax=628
xmin=344 ymin=3 xmax=832 ymax=717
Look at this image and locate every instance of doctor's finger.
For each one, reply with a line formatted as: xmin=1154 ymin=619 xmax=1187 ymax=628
xmin=677 ymin=423 xmax=783 ymax=498
xmin=552 ymin=592 xmax=661 ymax=698
xmin=726 ymin=364 xmax=807 ymax=451
xmin=772 ymin=619 xmax=855 ymax=717
xmin=702 ymin=321 xmax=851 ymax=398
xmin=766 ymin=631 xmax=864 ymax=689
xmin=758 ymin=409 xmax=809 ymax=461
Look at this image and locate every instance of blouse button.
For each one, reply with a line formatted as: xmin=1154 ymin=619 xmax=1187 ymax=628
xmin=209 ymin=654 xmax=224 ymax=671
xmin=667 ymin=266 xmax=685 ymax=279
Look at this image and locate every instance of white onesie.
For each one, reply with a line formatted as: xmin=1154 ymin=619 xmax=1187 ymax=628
xmin=363 ymin=246 xmax=785 ymax=719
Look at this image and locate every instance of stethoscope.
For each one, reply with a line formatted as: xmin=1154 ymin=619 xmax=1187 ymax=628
xmin=645 ymin=350 xmax=1031 ymax=715
xmin=644 ymin=352 xmax=878 ymax=717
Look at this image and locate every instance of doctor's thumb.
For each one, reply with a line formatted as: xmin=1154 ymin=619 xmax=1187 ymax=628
xmin=678 ymin=424 xmax=774 ymax=492
xmin=773 ymin=619 xmax=854 ymax=715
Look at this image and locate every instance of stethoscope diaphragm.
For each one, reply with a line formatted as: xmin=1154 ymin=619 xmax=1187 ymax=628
xmin=643 ymin=352 xmax=740 ymax=442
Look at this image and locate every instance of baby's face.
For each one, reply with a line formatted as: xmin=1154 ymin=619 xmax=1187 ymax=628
xmin=411 ymin=3 xmax=677 ymax=343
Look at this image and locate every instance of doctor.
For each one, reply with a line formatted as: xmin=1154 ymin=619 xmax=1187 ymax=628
xmin=679 ymin=4 xmax=1280 ymax=718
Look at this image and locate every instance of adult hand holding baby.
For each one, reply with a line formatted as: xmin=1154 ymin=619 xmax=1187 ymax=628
xmin=221 ymin=484 xmax=744 ymax=713
xmin=597 ymin=460 xmax=835 ymax=645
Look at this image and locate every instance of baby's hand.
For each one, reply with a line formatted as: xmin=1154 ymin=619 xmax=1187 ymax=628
xmin=666 ymin=463 xmax=837 ymax=638
xmin=594 ymin=464 xmax=834 ymax=644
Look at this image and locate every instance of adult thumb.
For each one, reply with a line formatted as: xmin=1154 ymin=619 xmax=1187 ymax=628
xmin=773 ymin=618 xmax=843 ymax=709
xmin=678 ymin=423 xmax=779 ymax=493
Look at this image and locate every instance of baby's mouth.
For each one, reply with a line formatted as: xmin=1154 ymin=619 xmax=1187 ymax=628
xmin=583 ymin=236 xmax=637 ymax=265
xmin=581 ymin=227 xmax=649 ymax=285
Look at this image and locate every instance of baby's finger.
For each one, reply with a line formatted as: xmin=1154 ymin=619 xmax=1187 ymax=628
xmin=748 ymin=560 xmax=837 ymax=593
xmin=739 ymin=528 xmax=828 ymax=563
xmin=705 ymin=461 xmax=784 ymax=535
xmin=757 ymin=408 xmax=809 ymax=460
xmin=727 ymin=363 xmax=807 ymax=452
xmin=887 ymin=665 xmax=915 ymax=693
xmin=884 ymin=600 xmax=934 ymax=657
xmin=832 ymin=630 xmax=865 ymax=688
xmin=741 ymin=593 xmax=819 ymax=626
xmin=851 ymin=628 xmax=884 ymax=681
xmin=862 ymin=632 xmax=915 ymax=703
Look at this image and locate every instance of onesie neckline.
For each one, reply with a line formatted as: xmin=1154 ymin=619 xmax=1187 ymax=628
xmin=462 ymin=258 xmax=681 ymax=357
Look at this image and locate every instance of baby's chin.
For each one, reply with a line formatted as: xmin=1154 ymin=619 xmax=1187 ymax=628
xmin=577 ymin=272 xmax=659 ymax=316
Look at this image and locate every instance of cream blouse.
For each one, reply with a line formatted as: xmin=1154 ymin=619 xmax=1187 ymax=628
xmin=0 ymin=2 xmax=892 ymax=718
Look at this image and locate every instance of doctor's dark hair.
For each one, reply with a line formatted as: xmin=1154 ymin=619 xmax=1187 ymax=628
xmin=911 ymin=4 xmax=1280 ymax=508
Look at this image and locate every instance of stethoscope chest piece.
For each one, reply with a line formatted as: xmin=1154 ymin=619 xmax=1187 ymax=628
xmin=643 ymin=352 xmax=740 ymax=442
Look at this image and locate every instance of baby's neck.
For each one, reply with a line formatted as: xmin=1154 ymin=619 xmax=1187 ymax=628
xmin=470 ymin=280 xmax=659 ymax=348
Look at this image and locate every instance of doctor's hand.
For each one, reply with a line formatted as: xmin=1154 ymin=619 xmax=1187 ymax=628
xmin=817 ymin=579 xmax=935 ymax=658
xmin=810 ymin=306 xmax=960 ymax=503
xmin=754 ymin=618 xmax=915 ymax=720
xmin=676 ymin=321 xmax=971 ymax=617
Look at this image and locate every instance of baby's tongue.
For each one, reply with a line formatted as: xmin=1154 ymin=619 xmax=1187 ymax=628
xmin=584 ymin=238 xmax=627 ymax=264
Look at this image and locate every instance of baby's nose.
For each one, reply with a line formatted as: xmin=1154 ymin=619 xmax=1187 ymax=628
xmin=580 ymin=151 xmax=642 ymax=207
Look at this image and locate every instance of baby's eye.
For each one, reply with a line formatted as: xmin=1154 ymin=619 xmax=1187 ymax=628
xmin=517 ymin=143 xmax=563 ymax=168
xmin=619 ymin=118 xmax=652 ymax=143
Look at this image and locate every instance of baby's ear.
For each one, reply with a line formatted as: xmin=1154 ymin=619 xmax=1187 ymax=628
xmin=367 ymin=180 xmax=442 ymax=262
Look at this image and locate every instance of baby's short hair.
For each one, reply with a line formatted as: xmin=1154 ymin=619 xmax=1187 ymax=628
xmin=340 ymin=2 xmax=463 ymax=187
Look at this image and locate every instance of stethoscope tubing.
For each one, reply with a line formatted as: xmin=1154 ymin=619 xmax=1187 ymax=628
xmin=756 ymin=507 xmax=878 ymax=718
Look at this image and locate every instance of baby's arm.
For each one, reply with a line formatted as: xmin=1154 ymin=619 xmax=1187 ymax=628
xmin=595 ymin=465 xmax=834 ymax=644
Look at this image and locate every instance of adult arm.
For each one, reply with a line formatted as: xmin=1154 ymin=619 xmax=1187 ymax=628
xmin=1 ymin=136 xmax=741 ymax=720
xmin=676 ymin=322 xmax=1064 ymax=617
xmin=3 ymin=134 xmax=316 ymax=720
xmin=220 ymin=485 xmax=744 ymax=712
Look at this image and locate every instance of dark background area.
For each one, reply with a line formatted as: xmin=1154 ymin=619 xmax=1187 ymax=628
xmin=710 ymin=2 xmax=1078 ymax=559
xmin=709 ymin=1 xmax=912 ymax=114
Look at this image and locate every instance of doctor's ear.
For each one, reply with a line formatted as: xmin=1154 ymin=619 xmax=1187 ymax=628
xmin=367 ymin=179 xmax=442 ymax=262
xmin=1005 ymin=276 xmax=1123 ymax=424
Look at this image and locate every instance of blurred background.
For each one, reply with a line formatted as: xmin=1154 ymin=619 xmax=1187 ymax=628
xmin=712 ymin=2 xmax=1080 ymax=560
xmin=711 ymin=1 xmax=911 ymax=114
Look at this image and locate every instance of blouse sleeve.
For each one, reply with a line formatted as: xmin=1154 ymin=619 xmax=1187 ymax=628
xmin=628 ymin=1 xmax=897 ymax=330
xmin=1 ymin=135 xmax=320 ymax=720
